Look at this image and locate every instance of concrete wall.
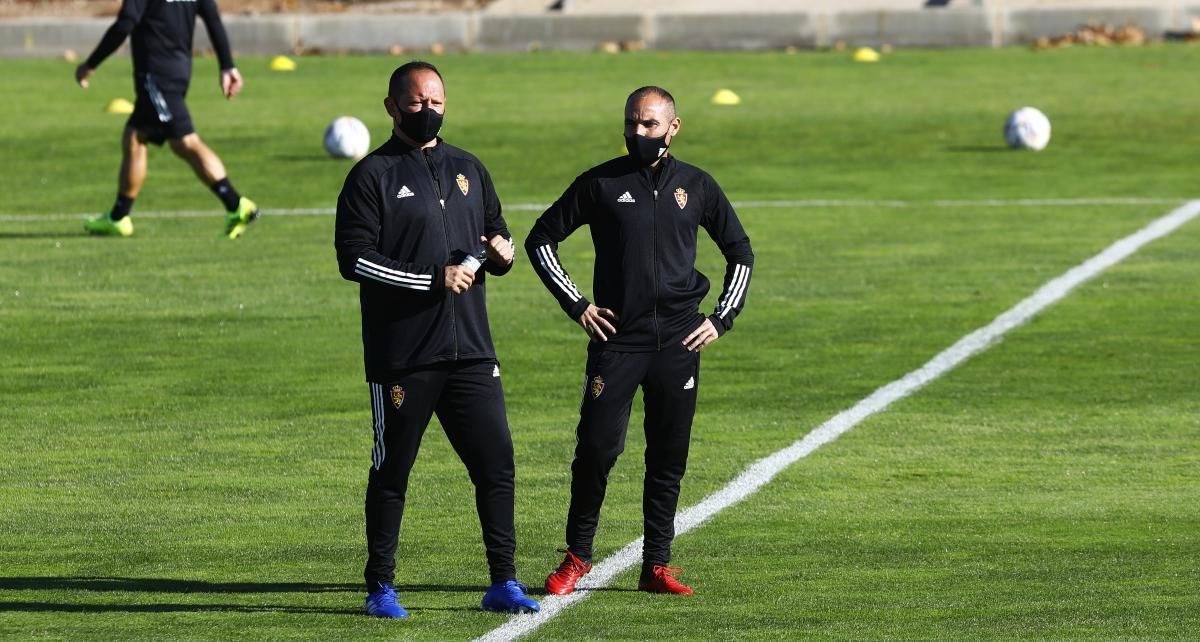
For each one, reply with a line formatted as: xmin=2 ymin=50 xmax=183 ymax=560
xmin=4 ymin=4 xmax=1199 ymax=58
xmin=2 ymin=17 xmax=110 ymax=57
xmin=651 ymin=13 xmax=817 ymax=50
xmin=476 ymin=14 xmax=642 ymax=50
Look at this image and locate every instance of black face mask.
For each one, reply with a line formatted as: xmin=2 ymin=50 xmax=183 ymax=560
xmin=397 ymin=106 xmax=443 ymax=145
xmin=625 ymin=133 xmax=669 ymax=167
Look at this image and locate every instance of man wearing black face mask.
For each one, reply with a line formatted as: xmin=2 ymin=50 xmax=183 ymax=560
xmin=334 ymin=61 xmax=539 ymax=618
xmin=527 ymin=86 xmax=755 ymax=596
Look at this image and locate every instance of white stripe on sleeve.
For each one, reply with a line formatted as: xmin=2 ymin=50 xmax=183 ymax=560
xmin=536 ymin=245 xmax=582 ymax=303
xmin=355 ymin=258 xmax=433 ymax=290
xmin=717 ymin=264 xmax=751 ymax=319
xmin=721 ymin=265 xmax=751 ymax=318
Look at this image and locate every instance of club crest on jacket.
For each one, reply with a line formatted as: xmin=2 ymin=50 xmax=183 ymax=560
xmin=674 ymin=187 xmax=687 ymax=209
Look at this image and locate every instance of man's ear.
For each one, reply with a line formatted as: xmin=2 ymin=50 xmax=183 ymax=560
xmin=668 ymin=117 xmax=681 ymax=141
xmin=383 ymin=96 xmax=399 ymax=119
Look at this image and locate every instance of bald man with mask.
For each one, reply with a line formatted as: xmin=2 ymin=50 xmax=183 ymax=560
xmin=527 ymin=86 xmax=755 ymax=596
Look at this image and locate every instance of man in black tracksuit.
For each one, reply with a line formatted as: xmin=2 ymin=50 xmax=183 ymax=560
xmin=334 ymin=61 xmax=538 ymax=618
xmin=76 ymin=0 xmax=259 ymax=239
xmin=530 ymin=86 xmax=754 ymax=596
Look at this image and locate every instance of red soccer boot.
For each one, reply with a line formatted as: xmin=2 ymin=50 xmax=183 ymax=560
xmin=637 ymin=565 xmax=694 ymax=595
xmin=545 ymin=549 xmax=593 ymax=595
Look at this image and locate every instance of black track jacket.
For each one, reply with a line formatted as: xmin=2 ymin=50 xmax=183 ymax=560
xmin=335 ymin=136 xmax=513 ymax=379
xmin=526 ymin=155 xmax=754 ymax=351
xmin=85 ymin=0 xmax=235 ymax=92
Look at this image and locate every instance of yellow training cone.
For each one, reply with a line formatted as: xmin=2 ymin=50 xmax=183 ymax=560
xmin=852 ymin=47 xmax=880 ymax=62
xmin=105 ymin=98 xmax=134 ymax=114
xmin=711 ymin=89 xmax=741 ymax=106
xmin=270 ymin=55 xmax=297 ymax=71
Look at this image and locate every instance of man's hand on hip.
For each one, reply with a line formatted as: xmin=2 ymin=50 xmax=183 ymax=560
xmin=445 ymin=265 xmax=475 ymax=294
xmin=683 ymin=318 xmax=719 ymax=352
xmin=578 ymin=305 xmax=618 ymax=342
xmin=482 ymin=235 xmax=513 ymax=266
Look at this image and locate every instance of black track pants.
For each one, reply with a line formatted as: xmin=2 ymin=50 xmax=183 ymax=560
xmin=565 ymin=344 xmax=700 ymax=566
xmin=363 ymin=360 xmax=516 ymax=590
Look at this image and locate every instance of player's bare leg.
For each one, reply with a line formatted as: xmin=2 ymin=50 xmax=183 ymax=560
xmin=120 ymin=125 xmax=148 ymax=199
xmin=85 ymin=126 xmax=145 ymax=237
xmin=169 ymin=132 xmax=259 ymax=239
xmin=169 ymin=132 xmax=226 ymax=185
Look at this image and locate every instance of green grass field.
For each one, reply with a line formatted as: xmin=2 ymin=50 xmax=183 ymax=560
xmin=1 ymin=46 xmax=1198 ymax=640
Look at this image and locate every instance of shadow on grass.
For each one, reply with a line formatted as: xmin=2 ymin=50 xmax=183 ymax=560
xmin=0 ymin=577 xmax=478 ymax=594
xmin=272 ymin=154 xmax=339 ymax=162
xmin=0 ymin=232 xmax=76 ymax=239
xmin=945 ymin=145 xmax=1012 ymax=153
xmin=0 ymin=601 xmax=364 ymax=614
xmin=0 ymin=578 xmax=489 ymax=614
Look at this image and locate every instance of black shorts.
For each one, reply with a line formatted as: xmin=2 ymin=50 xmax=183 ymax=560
xmin=128 ymin=74 xmax=194 ymax=145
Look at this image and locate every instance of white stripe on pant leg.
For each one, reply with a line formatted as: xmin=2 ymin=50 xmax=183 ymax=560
xmin=372 ymin=383 xmax=387 ymax=470
xmin=370 ymin=384 xmax=380 ymax=469
xmin=474 ymin=200 xmax=1200 ymax=642
xmin=378 ymin=387 xmax=387 ymax=469
xmin=374 ymin=384 xmax=382 ymax=469
xmin=369 ymin=384 xmax=376 ymax=468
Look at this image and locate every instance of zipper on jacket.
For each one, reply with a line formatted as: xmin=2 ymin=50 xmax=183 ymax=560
xmin=424 ymin=147 xmax=458 ymax=360
xmin=651 ymin=186 xmax=661 ymax=350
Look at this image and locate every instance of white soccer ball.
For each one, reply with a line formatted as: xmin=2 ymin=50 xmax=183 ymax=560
xmin=1004 ymin=107 xmax=1051 ymax=151
xmin=324 ymin=116 xmax=371 ymax=159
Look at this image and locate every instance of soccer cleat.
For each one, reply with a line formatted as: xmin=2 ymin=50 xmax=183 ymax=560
xmin=545 ymin=549 xmax=592 ymax=595
xmin=481 ymin=580 xmax=540 ymax=614
xmin=84 ymin=211 xmax=134 ymax=237
xmin=223 ymin=196 xmax=260 ymax=239
xmin=364 ymin=582 xmax=409 ymax=619
xmin=638 ymin=565 xmax=694 ymax=595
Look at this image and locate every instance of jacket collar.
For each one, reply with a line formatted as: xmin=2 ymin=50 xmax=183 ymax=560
xmin=635 ymin=153 xmax=674 ymax=186
xmin=384 ymin=134 xmax=444 ymax=157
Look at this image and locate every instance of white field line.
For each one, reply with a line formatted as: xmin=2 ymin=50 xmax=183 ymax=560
xmin=474 ymin=199 xmax=1200 ymax=642
xmin=0 ymin=197 xmax=1185 ymax=223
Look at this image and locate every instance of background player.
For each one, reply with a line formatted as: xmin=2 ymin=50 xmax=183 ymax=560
xmin=75 ymin=0 xmax=258 ymax=239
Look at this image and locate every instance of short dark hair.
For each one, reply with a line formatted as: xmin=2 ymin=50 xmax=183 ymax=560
xmin=627 ymin=85 xmax=676 ymax=115
xmin=389 ymin=61 xmax=443 ymax=99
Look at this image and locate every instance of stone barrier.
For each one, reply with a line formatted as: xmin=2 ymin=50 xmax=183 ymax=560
xmin=3 ymin=5 xmax=1199 ymax=58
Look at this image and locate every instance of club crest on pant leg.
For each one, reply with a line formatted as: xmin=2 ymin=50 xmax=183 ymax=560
xmin=390 ymin=385 xmax=406 ymax=409
xmin=674 ymin=187 xmax=687 ymax=209
xmin=590 ymin=375 xmax=605 ymax=399
xmin=456 ymin=173 xmax=469 ymax=196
